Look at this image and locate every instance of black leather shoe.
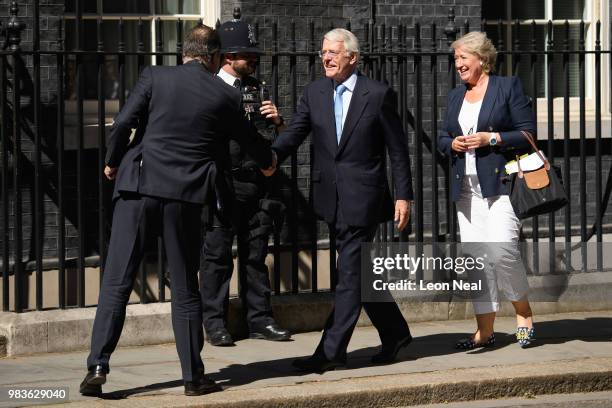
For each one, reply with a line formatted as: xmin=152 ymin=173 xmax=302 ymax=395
xmin=371 ymin=333 xmax=413 ymax=364
xmin=249 ymin=322 xmax=291 ymax=341
xmin=79 ymin=365 xmax=107 ymax=396
xmin=292 ymin=354 xmax=345 ymax=374
xmin=206 ymin=328 xmax=234 ymax=346
xmin=184 ymin=375 xmax=222 ymax=396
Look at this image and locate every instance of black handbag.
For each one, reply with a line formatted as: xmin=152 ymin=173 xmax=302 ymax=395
xmin=509 ymin=131 xmax=568 ymax=219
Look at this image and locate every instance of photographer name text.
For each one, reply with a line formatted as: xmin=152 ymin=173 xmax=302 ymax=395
xmin=372 ymin=279 xmax=481 ymax=291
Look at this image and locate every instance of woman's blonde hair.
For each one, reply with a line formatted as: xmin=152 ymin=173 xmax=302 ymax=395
xmin=451 ymin=32 xmax=497 ymax=74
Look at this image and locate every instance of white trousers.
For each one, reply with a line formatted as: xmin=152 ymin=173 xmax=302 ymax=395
xmin=456 ymin=175 xmax=529 ymax=314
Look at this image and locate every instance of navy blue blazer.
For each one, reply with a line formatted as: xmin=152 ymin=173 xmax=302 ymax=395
xmin=106 ymin=62 xmax=272 ymax=206
xmin=272 ymin=71 xmax=413 ymax=227
xmin=438 ymin=75 xmax=536 ymax=202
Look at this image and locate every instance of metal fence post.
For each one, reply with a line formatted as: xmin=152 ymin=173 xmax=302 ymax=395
xmin=0 ymin=19 xmax=8 ymax=311
xmin=33 ymin=0 xmax=43 ymax=310
xmin=444 ymin=8 xmax=458 ymax=249
xmin=7 ymin=1 xmax=25 ymax=312
xmin=56 ymin=17 xmax=66 ymax=309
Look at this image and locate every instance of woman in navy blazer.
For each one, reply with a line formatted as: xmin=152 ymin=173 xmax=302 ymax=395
xmin=439 ymin=32 xmax=536 ymax=349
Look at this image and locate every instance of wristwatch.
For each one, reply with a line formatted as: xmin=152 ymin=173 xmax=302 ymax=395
xmin=489 ymin=132 xmax=498 ymax=146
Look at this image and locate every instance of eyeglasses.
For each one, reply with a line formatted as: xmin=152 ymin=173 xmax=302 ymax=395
xmin=318 ymin=50 xmax=349 ymax=59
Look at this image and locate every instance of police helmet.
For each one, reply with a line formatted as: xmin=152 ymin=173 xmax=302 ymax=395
xmin=218 ymin=8 xmax=262 ymax=55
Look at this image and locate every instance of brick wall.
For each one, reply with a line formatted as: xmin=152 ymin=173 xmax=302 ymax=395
xmin=0 ymin=1 xmax=98 ymax=268
xmin=1 ymin=0 xmax=610 ymax=273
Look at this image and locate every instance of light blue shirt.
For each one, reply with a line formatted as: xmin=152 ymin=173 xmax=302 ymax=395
xmin=334 ymin=71 xmax=358 ymax=128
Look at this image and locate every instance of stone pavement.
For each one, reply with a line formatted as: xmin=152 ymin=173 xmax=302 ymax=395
xmin=0 ymin=310 xmax=611 ymax=407
xmin=409 ymin=391 xmax=612 ymax=408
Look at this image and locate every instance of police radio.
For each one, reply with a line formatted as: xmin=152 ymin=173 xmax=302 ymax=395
xmin=240 ymin=81 xmax=275 ymax=132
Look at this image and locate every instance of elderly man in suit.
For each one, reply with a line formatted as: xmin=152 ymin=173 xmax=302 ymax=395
xmin=79 ymin=25 xmax=273 ymax=397
xmin=270 ymin=28 xmax=414 ymax=373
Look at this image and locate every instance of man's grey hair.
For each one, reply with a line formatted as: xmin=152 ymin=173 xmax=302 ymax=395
xmin=323 ymin=28 xmax=360 ymax=56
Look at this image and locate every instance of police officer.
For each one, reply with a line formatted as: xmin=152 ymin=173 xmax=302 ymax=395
xmin=199 ymin=13 xmax=291 ymax=346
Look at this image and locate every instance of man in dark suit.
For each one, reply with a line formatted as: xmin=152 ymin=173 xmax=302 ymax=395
xmin=270 ymin=28 xmax=414 ymax=372
xmin=79 ymin=25 xmax=273 ymax=397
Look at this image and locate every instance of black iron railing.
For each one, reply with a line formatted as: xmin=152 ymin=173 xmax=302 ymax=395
xmin=1 ymin=2 xmax=610 ymax=312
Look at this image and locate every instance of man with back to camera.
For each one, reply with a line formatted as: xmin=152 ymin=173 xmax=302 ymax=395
xmin=79 ymin=24 xmax=274 ymax=397
xmin=268 ymin=28 xmax=414 ymax=373
xmin=199 ymin=14 xmax=291 ymax=347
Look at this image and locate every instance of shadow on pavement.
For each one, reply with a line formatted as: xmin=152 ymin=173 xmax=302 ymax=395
xmin=98 ymin=379 xmax=184 ymax=400
xmin=514 ymin=317 xmax=612 ymax=349
xmin=209 ymin=332 xmax=472 ymax=387
xmin=91 ymin=317 xmax=612 ymax=397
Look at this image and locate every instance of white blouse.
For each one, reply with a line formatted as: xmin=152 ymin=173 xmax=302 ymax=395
xmin=457 ymin=99 xmax=483 ymax=176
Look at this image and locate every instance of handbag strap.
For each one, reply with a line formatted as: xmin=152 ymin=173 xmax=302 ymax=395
xmin=520 ymin=130 xmax=550 ymax=170
xmin=516 ymin=154 xmax=523 ymax=178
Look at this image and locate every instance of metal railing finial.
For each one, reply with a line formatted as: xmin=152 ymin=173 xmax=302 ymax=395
xmin=7 ymin=1 xmax=26 ymax=51
xmin=233 ymin=7 xmax=242 ymax=21
xmin=444 ymin=7 xmax=459 ymax=47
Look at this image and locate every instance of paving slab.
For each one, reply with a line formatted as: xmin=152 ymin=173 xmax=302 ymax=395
xmin=0 ymin=310 xmax=610 ymax=407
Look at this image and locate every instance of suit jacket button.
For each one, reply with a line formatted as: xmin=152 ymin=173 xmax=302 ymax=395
xmin=455 ymin=174 xmax=460 ymax=179
xmin=495 ymin=168 xmax=499 ymax=173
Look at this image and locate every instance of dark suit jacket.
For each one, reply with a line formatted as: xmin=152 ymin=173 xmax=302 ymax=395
xmin=272 ymin=71 xmax=414 ymax=227
xmin=105 ymin=61 xmax=272 ymax=206
xmin=438 ymin=75 xmax=536 ymax=202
